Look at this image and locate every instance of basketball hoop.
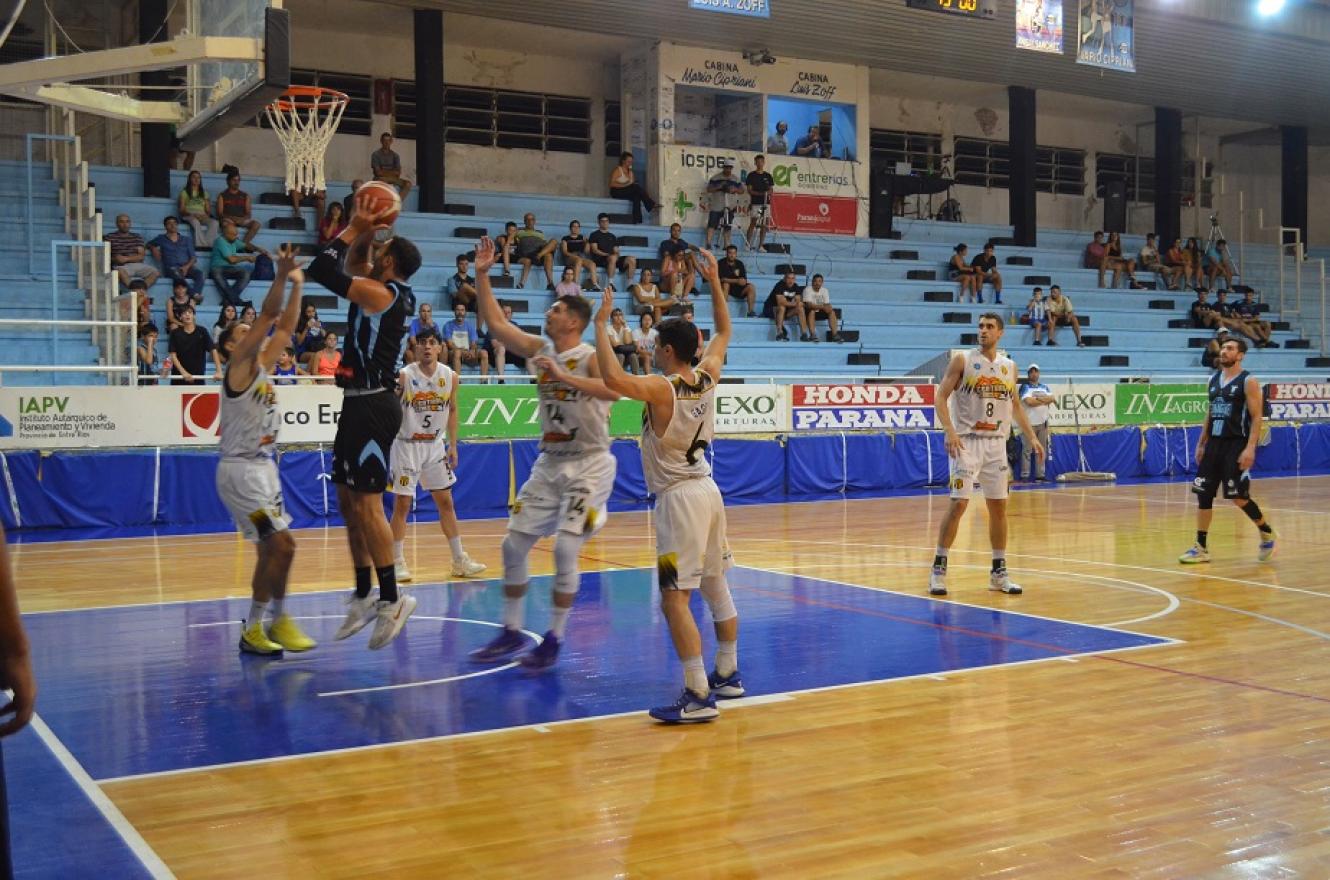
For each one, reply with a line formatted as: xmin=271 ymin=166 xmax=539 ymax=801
xmin=264 ymin=86 xmax=347 ymax=196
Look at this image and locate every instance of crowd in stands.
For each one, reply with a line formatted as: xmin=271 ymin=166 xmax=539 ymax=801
xmin=1083 ymin=229 xmax=1237 ymax=293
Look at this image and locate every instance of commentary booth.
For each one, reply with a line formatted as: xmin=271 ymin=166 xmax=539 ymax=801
xmin=620 ymin=42 xmax=871 ymax=237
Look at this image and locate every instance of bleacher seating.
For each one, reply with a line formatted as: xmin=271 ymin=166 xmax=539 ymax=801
xmin=3 ymin=159 xmax=1322 ymax=386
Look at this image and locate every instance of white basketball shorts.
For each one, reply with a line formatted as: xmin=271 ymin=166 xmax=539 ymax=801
xmin=216 ymin=457 xmax=290 ymax=543
xmin=388 ymin=438 xmax=457 ymax=495
xmin=508 ymin=451 xmax=617 ymax=537
xmin=948 ymin=434 xmax=1011 ymax=501
xmin=654 ymin=476 xmax=733 ymax=591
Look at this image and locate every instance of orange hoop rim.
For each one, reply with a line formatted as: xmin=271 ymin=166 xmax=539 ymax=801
xmin=270 ymin=85 xmax=349 ymax=112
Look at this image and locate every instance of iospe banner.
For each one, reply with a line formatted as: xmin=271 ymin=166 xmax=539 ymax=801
xmin=791 ymin=384 xmax=936 ymax=431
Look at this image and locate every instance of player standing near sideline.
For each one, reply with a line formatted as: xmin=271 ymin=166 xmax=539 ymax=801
xmin=929 ymin=314 xmax=1045 ymax=597
xmin=468 ymin=237 xmax=620 ymax=669
xmin=593 ymin=249 xmax=743 ymax=723
xmin=387 ymin=327 xmax=487 ymax=583
xmin=305 ymin=192 xmax=422 ymax=650
xmin=215 ymin=245 xmax=315 ymax=656
xmin=1179 ymin=337 xmax=1277 ymax=563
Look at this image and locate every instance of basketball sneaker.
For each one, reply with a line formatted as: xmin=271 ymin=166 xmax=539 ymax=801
xmin=394 ymin=561 xmax=413 ymax=583
xmin=239 ymin=620 xmax=283 ymax=656
xmin=649 ymin=688 xmax=719 ymax=724
xmin=1257 ymin=530 xmax=1277 ymax=562
xmin=988 ymin=568 xmax=1023 ymax=594
xmin=368 ymin=593 xmax=418 ymax=650
xmin=267 ymin=614 xmax=316 ymax=652
xmin=334 ymin=593 xmax=379 ymax=640
xmin=708 ymin=669 xmax=745 ymax=699
xmin=518 ymin=632 xmax=561 ymax=670
xmin=928 ymin=565 xmax=948 ymax=596
xmin=451 ymin=554 xmax=488 ymax=578
xmin=1178 ymin=544 xmax=1212 ymax=565
xmin=469 ymin=628 xmax=528 ymax=662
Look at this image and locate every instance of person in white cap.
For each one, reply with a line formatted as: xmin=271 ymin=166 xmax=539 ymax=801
xmin=1019 ymin=364 xmax=1054 ymax=481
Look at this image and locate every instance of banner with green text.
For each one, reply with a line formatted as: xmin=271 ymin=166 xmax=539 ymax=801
xmin=1113 ymin=383 xmax=1207 ymax=425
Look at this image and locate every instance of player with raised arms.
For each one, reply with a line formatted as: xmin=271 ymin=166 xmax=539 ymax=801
xmin=215 ymin=245 xmax=315 ymax=656
xmin=592 ymin=248 xmax=743 ymax=723
xmin=467 ymin=236 xmax=620 ymax=669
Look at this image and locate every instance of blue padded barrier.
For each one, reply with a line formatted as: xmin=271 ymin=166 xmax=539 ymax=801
xmin=786 ymin=434 xmax=847 ymax=499
xmin=278 ymin=449 xmax=333 ymax=527
xmin=1260 ymin=425 xmax=1299 ymax=475
xmin=712 ymin=438 xmax=785 ymax=503
xmin=1299 ymin=422 xmax=1330 ymax=471
xmin=44 ymin=451 xmax=158 ymax=529
xmin=157 ymin=451 xmax=228 ymax=527
xmin=846 ymin=433 xmax=895 ymax=494
xmin=0 ymin=450 xmax=60 ymax=531
xmin=888 ymin=431 xmax=944 ymax=489
xmin=451 ymin=441 xmax=514 ymax=518
xmin=610 ymin=438 xmax=649 ymax=510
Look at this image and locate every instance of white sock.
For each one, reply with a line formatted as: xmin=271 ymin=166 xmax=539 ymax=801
xmin=393 ymin=540 xmax=405 ymax=564
xmin=683 ymin=657 xmax=708 ymax=696
xmin=549 ymin=606 xmax=571 ymax=638
xmin=248 ymin=600 xmax=267 ymax=626
xmin=715 ymin=640 xmax=738 ymax=677
xmin=448 ymin=536 xmax=464 ymax=561
xmin=935 ymin=546 xmax=947 ymax=559
xmin=503 ymin=594 xmax=524 ymax=630
xmin=269 ymin=598 xmax=285 ymax=620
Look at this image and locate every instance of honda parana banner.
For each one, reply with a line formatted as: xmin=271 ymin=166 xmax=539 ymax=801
xmin=1265 ymin=382 xmax=1330 ymax=420
xmin=791 ymin=383 xmax=936 ymax=431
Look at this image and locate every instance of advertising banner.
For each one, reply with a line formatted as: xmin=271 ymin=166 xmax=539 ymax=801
xmin=1266 ymin=382 xmax=1330 ymax=420
xmin=688 ymin=0 xmax=771 ymax=18
xmin=1114 ymin=383 xmax=1207 ymax=425
xmin=1076 ymin=0 xmax=1135 ymax=72
xmin=770 ymin=192 xmax=858 ymax=235
xmin=1040 ymin=382 xmax=1115 ymax=428
xmin=791 ymin=384 xmax=936 ymax=431
xmin=1016 ymin=0 xmax=1064 ymax=53
xmin=714 ymin=385 xmax=789 ymax=433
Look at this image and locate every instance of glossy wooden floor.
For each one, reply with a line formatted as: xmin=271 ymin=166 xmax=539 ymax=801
xmin=16 ymin=476 xmax=1330 ymax=878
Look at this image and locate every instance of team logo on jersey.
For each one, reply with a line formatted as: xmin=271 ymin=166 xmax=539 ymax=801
xmin=565 ymin=358 xmax=579 ymax=370
xmin=400 ymin=476 xmax=410 ymax=487
xmin=181 ymin=392 xmax=221 ymax=438
xmin=951 ymin=477 xmax=966 ymax=490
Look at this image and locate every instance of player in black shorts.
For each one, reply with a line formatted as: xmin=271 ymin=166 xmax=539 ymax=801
xmin=1179 ymin=336 xmax=1277 ymax=564
xmin=306 ymin=190 xmax=423 ymax=648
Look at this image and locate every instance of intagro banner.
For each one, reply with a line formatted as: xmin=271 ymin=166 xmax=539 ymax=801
xmin=1266 ymin=382 xmax=1330 ymax=420
xmin=1114 ymin=383 xmax=1208 ymax=425
xmin=714 ymin=385 xmax=789 ymax=433
xmin=1042 ymin=382 xmax=1115 ymax=428
xmin=791 ymin=383 xmax=936 ymax=431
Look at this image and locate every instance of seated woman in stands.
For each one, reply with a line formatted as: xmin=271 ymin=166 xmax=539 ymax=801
xmin=294 ymin=304 xmax=325 ymax=364
xmin=307 ymin=331 xmax=342 ymax=384
xmin=608 ymin=151 xmax=657 ymax=224
xmin=318 ymin=202 xmax=347 ymax=246
xmin=948 ymin=244 xmax=980 ymax=303
xmin=1165 ymin=237 xmax=1198 ymax=290
xmin=1105 ymin=232 xmax=1143 ymax=289
xmin=177 ymin=170 xmax=219 ymax=248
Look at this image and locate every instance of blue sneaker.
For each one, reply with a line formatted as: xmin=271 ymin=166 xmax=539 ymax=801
xmin=1258 ymin=530 xmax=1277 ymax=562
xmin=708 ymin=669 xmax=745 ymax=699
xmin=649 ymin=688 xmax=719 ymax=724
xmin=519 ymin=632 xmax=561 ymax=670
xmin=469 ymin=628 xmax=529 ymax=662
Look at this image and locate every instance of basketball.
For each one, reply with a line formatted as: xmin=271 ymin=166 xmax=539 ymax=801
xmin=357 ymin=180 xmax=401 ymax=225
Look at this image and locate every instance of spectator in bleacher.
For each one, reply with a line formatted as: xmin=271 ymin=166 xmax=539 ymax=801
xmin=1084 ymin=230 xmax=1110 ymax=287
xmin=607 ymin=307 xmax=643 ymax=374
xmin=554 ymin=266 xmax=582 ymax=299
xmin=1184 ymin=237 xmax=1206 ymax=288
xmin=1214 ymin=289 xmax=1269 ymax=347
xmin=495 ymin=220 xmax=519 ymax=278
xmin=629 ymin=268 xmax=677 ymax=322
xmin=560 ymin=220 xmax=594 ymax=286
xmin=514 ymin=213 xmax=558 ymax=290
xmin=609 ymin=151 xmax=656 ymax=224
xmin=658 ymin=223 xmax=697 ymax=301
xmin=289 ymin=186 xmax=325 ymax=222
xmin=210 ymin=219 xmax=257 ymax=307
xmin=409 ymin=303 xmax=439 ymax=349
xmin=105 ymin=213 xmax=159 ymax=290
xmin=634 ymin=311 xmax=659 ymax=365
xmin=588 ymin=213 xmax=636 ymax=288
xmin=239 ymin=304 xmax=258 ymax=328
xmin=1232 ymin=288 xmax=1276 ymax=348
xmin=177 ymin=170 xmax=218 ymax=248
xmin=134 ymin=282 xmax=153 ymax=334
xmin=970 ymin=241 xmax=1003 ymax=304
xmin=487 ymin=302 xmax=523 ymax=380
xmin=1189 ymin=289 xmax=1222 ymax=330
xmin=1165 ymin=237 xmax=1197 ymax=291
xmin=295 ymin=304 xmax=325 ymax=360
xmin=1139 ymin=233 xmax=1183 ymax=290
xmin=1205 ymin=238 xmax=1236 ymax=290
xmin=679 ymin=303 xmax=706 ymax=357
xmin=766 ymin=121 xmax=790 ymax=155
xmin=745 ymin=153 xmax=775 ymax=251
xmin=704 ymin=161 xmax=743 ymax=250
xmin=272 ymin=347 xmax=307 ymax=385
xmin=1018 ymin=364 xmax=1054 ymax=481
xmin=1202 ymin=327 xmax=1229 ymax=368
xmin=318 ymin=202 xmax=347 ymax=246
xmin=1025 ymin=287 xmax=1049 ymax=345
xmin=149 ymin=216 xmax=203 ymax=299
xmin=167 ymin=305 xmax=219 ymax=385
xmin=212 ymin=303 xmax=238 ymax=340
xmin=371 ymin=132 xmax=413 ymax=199
xmin=949 ymin=244 xmax=980 ymax=303
xmin=446 ymin=254 xmax=478 ymax=316
xmin=165 ymin=279 xmax=194 ymax=333
xmin=444 ymin=303 xmax=490 ymax=377
xmin=718 ymin=245 xmax=757 ymax=317
xmin=802 ymin=273 xmax=844 ymax=343
xmin=215 ymin=173 xmax=262 ymax=245
xmin=137 ymin=323 xmax=168 ymax=385
xmin=308 ymin=331 xmax=341 ymax=384
xmin=341 ymin=180 xmax=363 ymax=219
xmin=1105 ymin=232 xmax=1143 ymax=289
xmin=793 ymin=125 xmax=824 ymax=158
xmin=764 ymin=271 xmax=811 ymax=342
xmin=1045 ymin=285 xmax=1085 ymax=347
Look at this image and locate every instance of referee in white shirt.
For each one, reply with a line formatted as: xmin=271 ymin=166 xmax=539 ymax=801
xmin=1019 ymin=364 xmax=1054 ymax=480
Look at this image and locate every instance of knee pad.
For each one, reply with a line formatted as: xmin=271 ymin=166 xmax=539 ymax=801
xmin=501 ymin=530 xmax=539 ymax=587
xmin=699 ymin=575 xmax=737 ymax=623
xmin=552 ymin=531 xmax=585 ymax=596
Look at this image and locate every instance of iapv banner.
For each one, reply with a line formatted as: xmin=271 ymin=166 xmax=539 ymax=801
xmin=1076 ymin=0 xmax=1135 ymax=72
xmin=791 ymin=384 xmax=935 ymax=431
xmin=1017 ymin=0 xmax=1064 ymax=53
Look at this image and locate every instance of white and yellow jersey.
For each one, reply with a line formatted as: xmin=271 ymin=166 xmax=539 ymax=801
xmin=950 ymin=348 xmax=1017 ymax=437
xmin=642 ymin=369 xmax=715 ymax=495
xmin=532 ymin=340 xmax=611 ymax=458
xmin=219 ymin=366 xmax=279 ymax=460
xmin=398 ymin=361 xmax=455 ymax=443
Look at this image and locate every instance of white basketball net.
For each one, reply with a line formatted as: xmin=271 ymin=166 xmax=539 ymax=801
xmin=264 ymin=90 xmax=347 ymax=195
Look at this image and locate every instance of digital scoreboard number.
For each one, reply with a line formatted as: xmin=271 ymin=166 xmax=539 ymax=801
xmin=905 ymin=0 xmax=997 ymax=19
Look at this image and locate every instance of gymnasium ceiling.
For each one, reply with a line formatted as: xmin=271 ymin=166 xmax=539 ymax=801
xmin=374 ymin=0 xmax=1329 ymax=136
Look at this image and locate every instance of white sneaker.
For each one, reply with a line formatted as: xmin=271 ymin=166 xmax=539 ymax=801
xmin=334 ymin=592 xmax=379 ymax=640
xmin=451 ymin=554 xmax=487 ymax=578
xmin=989 ymin=569 xmax=1023 ymax=595
xmin=394 ymin=560 xmax=413 ymax=583
xmin=928 ymin=565 xmax=948 ymax=596
xmin=368 ymin=594 xmax=418 ymax=650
